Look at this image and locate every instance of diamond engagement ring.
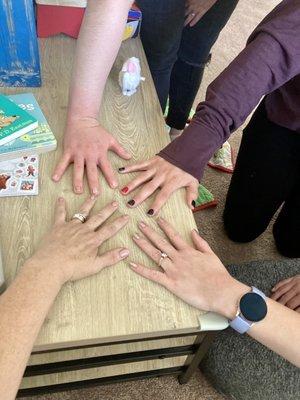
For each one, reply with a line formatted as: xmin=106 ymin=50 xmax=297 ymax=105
xmin=158 ymin=252 xmax=168 ymax=267
xmin=72 ymin=213 xmax=87 ymax=223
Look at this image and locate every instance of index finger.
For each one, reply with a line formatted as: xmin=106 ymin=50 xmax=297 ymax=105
xmin=157 ymin=217 xmax=189 ymax=250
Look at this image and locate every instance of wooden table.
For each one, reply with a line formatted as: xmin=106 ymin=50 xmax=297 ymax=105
xmin=0 ymin=36 xmax=226 ymax=397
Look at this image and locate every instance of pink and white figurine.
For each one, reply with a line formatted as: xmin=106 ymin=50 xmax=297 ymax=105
xmin=119 ymin=57 xmax=145 ymax=97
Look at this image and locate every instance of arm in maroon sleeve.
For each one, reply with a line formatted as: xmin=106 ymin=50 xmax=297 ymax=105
xmin=159 ymin=0 xmax=300 ymax=180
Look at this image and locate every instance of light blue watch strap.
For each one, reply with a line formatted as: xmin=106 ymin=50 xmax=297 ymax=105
xmin=229 ymin=287 xmax=266 ymax=334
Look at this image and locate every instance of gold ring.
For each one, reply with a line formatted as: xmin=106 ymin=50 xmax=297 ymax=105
xmin=158 ymin=252 xmax=168 ymax=267
xmin=72 ymin=213 xmax=87 ymax=223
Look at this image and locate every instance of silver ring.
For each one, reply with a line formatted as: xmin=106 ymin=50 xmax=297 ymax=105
xmin=72 ymin=213 xmax=87 ymax=223
xmin=158 ymin=252 xmax=168 ymax=267
xmin=190 ymin=12 xmax=196 ymax=17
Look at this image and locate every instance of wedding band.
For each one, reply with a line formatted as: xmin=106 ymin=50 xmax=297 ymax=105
xmin=72 ymin=213 xmax=87 ymax=223
xmin=158 ymin=252 xmax=168 ymax=267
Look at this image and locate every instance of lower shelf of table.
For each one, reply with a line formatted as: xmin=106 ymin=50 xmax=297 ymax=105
xmin=18 ymin=334 xmax=204 ymax=396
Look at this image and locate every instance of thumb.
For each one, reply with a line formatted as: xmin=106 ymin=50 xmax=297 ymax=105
xmin=186 ymin=182 xmax=199 ymax=210
xmin=110 ymin=139 xmax=131 ymax=160
xmin=191 ymin=229 xmax=213 ymax=254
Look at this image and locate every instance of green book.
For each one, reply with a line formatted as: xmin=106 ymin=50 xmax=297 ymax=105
xmin=0 ymin=93 xmax=56 ymax=161
xmin=0 ymin=94 xmax=38 ymax=146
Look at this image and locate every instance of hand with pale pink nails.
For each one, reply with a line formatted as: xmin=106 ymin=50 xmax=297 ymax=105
xmin=119 ymin=156 xmax=199 ymax=217
xmin=129 ymin=218 xmax=248 ymax=318
xmin=52 ymin=117 xmax=131 ymax=196
xmin=29 ymin=196 xmax=130 ymax=284
xmin=271 ymin=275 xmax=300 ymax=313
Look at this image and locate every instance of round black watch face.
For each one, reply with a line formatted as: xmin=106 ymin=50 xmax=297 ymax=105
xmin=240 ymin=293 xmax=267 ymax=322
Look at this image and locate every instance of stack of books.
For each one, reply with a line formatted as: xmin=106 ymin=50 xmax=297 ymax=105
xmin=0 ymin=93 xmax=56 ymax=197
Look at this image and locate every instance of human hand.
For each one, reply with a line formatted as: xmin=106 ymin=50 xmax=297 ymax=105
xmin=52 ymin=117 xmax=131 ymax=195
xmin=271 ymin=275 xmax=300 ymax=313
xmin=185 ymin=0 xmax=217 ymax=27
xmin=27 ymin=196 xmax=130 ymax=285
xmin=129 ymin=218 xmax=249 ymax=318
xmin=118 ymin=156 xmax=199 ymax=216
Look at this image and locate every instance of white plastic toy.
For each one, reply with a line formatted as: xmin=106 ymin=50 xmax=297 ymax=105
xmin=119 ymin=57 xmax=145 ymax=96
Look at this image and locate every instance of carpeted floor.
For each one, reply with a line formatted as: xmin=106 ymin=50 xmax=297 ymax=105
xmin=23 ymin=1 xmax=282 ymax=399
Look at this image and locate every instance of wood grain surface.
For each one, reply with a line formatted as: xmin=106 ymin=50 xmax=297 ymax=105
xmin=0 ymin=36 xmax=202 ymax=352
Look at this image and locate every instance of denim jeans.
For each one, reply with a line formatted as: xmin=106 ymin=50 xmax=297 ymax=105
xmin=137 ymin=0 xmax=238 ymax=129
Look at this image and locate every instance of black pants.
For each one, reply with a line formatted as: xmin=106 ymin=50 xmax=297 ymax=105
xmin=223 ymin=100 xmax=300 ymax=258
xmin=137 ymin=0 xmax=238 ymax=129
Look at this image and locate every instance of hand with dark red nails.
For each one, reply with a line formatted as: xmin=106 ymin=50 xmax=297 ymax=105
xmin=52 ymin=117 xmax=131 ymax=195
xmin=118 ymin=156 xmax=199 ymax=216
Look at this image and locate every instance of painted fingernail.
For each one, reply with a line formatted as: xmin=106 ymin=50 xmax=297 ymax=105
xmin=139 ymin=221 xmax=147 ymax=228
xmin=130 ymin=262 xmax=138 ymax=268
xmin=192 ymin=200 xmax=196 ymax=208
xmin=120 ymin=249 xmax=129 ymax=258
xmin=121 ymin=186 xmax=129 ymax=194
xmin=127 ymin=199 xmax=135 ymax=207
xmin=147 ymin=209 xmax=154 ymax=216
xmin=112 ymin=201 xmax=119 ymax=208
xmin=133 ymin=233 xmax=140 ymax=240
xmin=118 ymin=167 xmax=125 ymax=172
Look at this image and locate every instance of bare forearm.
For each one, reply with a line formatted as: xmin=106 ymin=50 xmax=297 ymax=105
xmin=221 ymin=281 xmax=300 ymax=367
xmin=68 ymin=0 xmax=133 ymax=121
xmin=0 ymin=262 xmax=62 ymax=400
xmin=248 ymin=299 xmax=300 ymax=367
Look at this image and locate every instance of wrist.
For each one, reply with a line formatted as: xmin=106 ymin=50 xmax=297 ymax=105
xmin=213 ymin=278 xmax=251 ymax=320
xmin=22 ymin=259 xmax=66 ymax=289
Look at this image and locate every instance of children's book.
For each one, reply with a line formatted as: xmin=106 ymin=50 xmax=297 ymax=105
xmin=0 ymin=155 xmax=39 ymax=197
xmin=0 ymin=94 xmax=38 ymax=146
xmin=0 ymin=93 xmax=56 ymax=162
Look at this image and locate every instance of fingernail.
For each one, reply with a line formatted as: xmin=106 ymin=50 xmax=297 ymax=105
xmin=121 ymin=186 xmax=129 ymax=194
xmin=120 ymin=249 xmax=129 ymax=258
xmin=192 ymin=200 xmax=196 ymax=208
xmin=193 ymin=228 xmax=199 ymax=234
xmin=139 ymin=221 xmax=146 ymax=228
xmin=130 ymin=262 xmax=138 ymax=268
xmin=158 ymin=217 xmax=165 ymax=223
xmin=75 ymin=186 xmax=82 ymax=193
xmin=52 ymin=174 xmax=59 ymax=181
xmin=118 ymin=167 xmax=125 ymax=172
xmin=92 ymin=188 xmax=99 ymax=195
xmin=133 ymin=233 xmax=140 ymax=240
xmin=127 ymin=199 xmax=135 ymax=207
xmin=112 ymin=201 xmax=119 ymax=208
xmin=147 ymin=209 xmax=154 ymax=216
xmin=111 ymin=181 xmax=118 ymax=189
xmin=58 ymin=197 xmax=64 ymax=203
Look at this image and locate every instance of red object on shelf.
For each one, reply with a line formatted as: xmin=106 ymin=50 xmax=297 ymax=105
xmin=36 ymin=3 xmax=142 ymax=39
xmin=37 ymin=5 xmax=85 ymax=38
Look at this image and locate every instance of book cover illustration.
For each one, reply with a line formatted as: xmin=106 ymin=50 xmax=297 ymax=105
xmin=0 ymin=155 xmax=39 ymax=197
xmin=0 ymin=94 xmax=38 ymax=146
xmin=0 ymin=93 xmax=57 ymax=161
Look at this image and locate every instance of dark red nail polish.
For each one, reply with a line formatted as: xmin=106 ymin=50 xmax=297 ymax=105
xmin=121 ymin=186 xmax=129 ymax=194
xmin=192 ymin=200 xmax=196 ymax=208
xmin=118 ymin=167 xmax=125 ymax=172
xmin=147 ymin=209 xmax=154 ymax=216
xmin=128 ymin=199 xmax=135 ymax=206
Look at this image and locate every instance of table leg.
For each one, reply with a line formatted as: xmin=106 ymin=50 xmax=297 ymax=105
xmin=178 ymin=331 xmax=217 ymax=385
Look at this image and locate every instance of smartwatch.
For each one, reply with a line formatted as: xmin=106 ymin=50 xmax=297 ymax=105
xmin=229 ymin=286 xmax=267 ymax=334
